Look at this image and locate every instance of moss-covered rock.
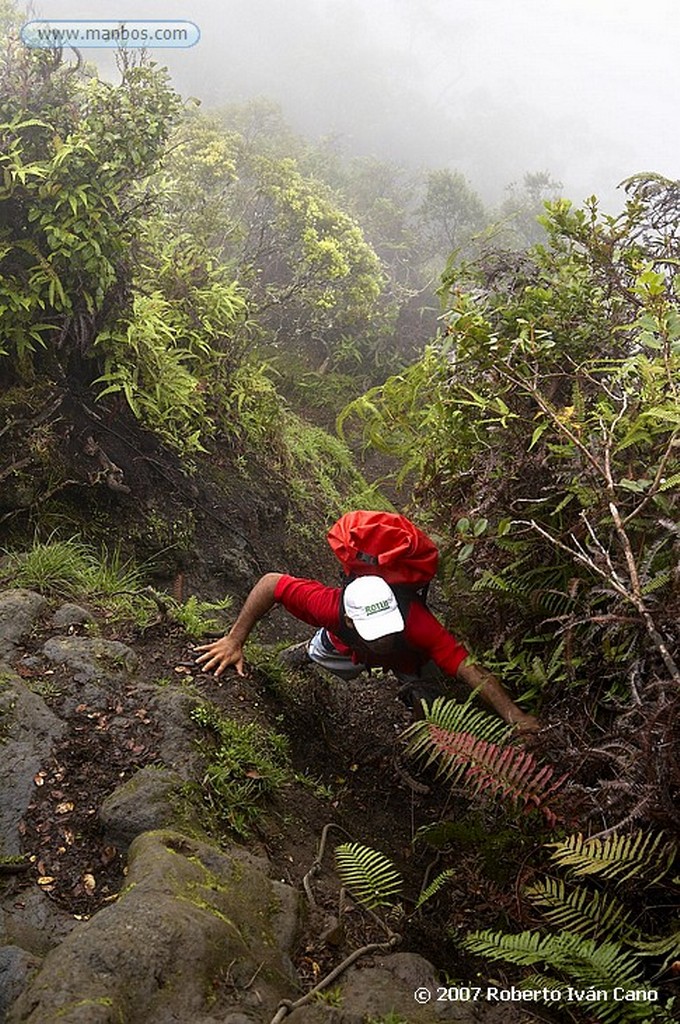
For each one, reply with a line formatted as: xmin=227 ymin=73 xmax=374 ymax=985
xmin=7 ymin=830 xmax=300 ymax=1024
xmin=98 ymin=767 xmax=197 ymax=850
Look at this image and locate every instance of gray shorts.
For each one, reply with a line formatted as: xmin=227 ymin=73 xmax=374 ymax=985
xmin=307 ymin=628 xmax=366 ymax=679
xmin=306 ymin=627 xmax=429 ymax=685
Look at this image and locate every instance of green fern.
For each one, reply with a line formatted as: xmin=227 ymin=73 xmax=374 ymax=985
xmin=405 ymin=695 xmax=510 ymax=755
xmin=526 ymin=878 xmax=636 ymax=942
xmin=464 ymin=929 xmax=654 ymax=1022
xmin=415 ymin=868 xmax=456 ymax=910
xmin=405 ymin=697 xmax=562 ymax=823
xmin=547 ymin=830 xmax=677 ymax=885
xmin=335 ymin=843 xmax=402 ymax=910
xmin=640 ymin=570 xmax=673 ymax=596
xmin=464 ymin=927 xmax=642 ymax=978
xmin=633 ymin=927 xmax=680 ymax=970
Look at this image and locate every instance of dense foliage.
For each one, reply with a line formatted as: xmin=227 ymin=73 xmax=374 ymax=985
xmin=0 ymin=34 xmax=180 ymax=374
xmin=342 ymin=175 xmax=679 ymax=825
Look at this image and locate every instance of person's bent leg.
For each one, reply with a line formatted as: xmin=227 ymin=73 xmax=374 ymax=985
xmin=396 ymin=661 xmax=450 ymax=715
xmin=307 ymin=628 xmax=366 ymax=680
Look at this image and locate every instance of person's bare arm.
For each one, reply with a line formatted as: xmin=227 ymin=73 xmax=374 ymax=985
xmin=194 ymin=572 xmax=283 ymax=677
xmin=456 ymin=658 xmax=539 ymax=734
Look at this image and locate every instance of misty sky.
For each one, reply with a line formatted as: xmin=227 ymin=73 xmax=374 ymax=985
xmin=23 ymin=0 xmax=680 ymax=211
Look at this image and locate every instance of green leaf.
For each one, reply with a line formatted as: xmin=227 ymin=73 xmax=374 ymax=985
xmin=529 ymin=420 xmax=550 ymax=449
xmin=458 ymin=543 xmax=474 ymax=562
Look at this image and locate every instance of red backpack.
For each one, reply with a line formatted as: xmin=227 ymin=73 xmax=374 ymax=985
xmin=327 ymin=511 xmax=438 ymax=588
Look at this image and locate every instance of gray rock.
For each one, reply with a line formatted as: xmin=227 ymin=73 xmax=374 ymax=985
xmin=7 ymin=830 xmax=301 ymax=1024
xmin=0 ymin=946 xmax=41 ymax=1023
xmin=142 ymin=684 xmax=203 ymax=777
xmin=1 ymin=888 xmax=78 ymax=957
xmin=51 ymin=604 xmax=94 ymax=629
xmin=286 ymin=952 xmax=478 ymax=1024
xmin=0 ymin=591 xmax=47 ymax=662
xmin=98 ymin=767 xmax=192 ymax=849
xmin=0 ymin=674 xmax=65 ymax=856
xmin=41 ymin=637 xmax=138 ymax=683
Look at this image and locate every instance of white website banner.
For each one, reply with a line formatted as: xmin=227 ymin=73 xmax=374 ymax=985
xmin=21 ymin=20 xmax=200 ymax=50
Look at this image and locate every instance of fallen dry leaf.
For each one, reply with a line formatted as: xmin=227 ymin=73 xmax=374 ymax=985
xmin=33 ymin=774 xmax=45 ymax=787
xmin=82 ymin=873 xmax=96 ymax=894
xmin=55 ymin=801 xmax=74 ymax=814
xmin=37 ymin=876 xmax=55 ymax=886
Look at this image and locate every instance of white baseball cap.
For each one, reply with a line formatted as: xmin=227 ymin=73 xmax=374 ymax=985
xmin=343 ymin=576 xmax=404 ymax=641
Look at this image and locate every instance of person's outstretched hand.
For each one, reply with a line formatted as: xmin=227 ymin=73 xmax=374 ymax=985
xmin=194 ymin=635 xmax=245 ymax=677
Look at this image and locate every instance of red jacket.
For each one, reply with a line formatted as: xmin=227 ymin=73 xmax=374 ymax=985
xmin=274 ymin=575 xmax=469 ymax=676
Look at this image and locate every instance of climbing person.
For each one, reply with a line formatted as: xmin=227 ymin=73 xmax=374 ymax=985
xmin=194 ymin=512 xmax=539 ymax=735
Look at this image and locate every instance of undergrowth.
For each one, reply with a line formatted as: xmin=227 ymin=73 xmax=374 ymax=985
xmin=0 ymin=536 xmax=157 ymax=624
xmin=463 ymin=828 xmax=679 ymax=1024
xmin=190 ymin=701 xmax=291 ymax=837
xmin=0 ymin=536 xmax=231 ymax=636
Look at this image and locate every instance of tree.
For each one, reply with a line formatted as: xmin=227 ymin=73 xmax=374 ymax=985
xmin=418 ymin=168 xmax=487 ymax=259
xmin=498 ymin=170 xmax=563 ymax=247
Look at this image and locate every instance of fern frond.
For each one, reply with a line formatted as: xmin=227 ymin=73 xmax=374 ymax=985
xmin=640 ymin=569 xmax=673 ymax=595
xmin=408 ymin=712 xmax=562 ymax=824
xmin=415 ymin=868 xmax=456 ymax=910
xmin=521 ymin=971 xmax=564 ymax=993
xmin=465 ymin=929 xmax=656 ymax=1022
xmin=633 ymin=927 xmax=680 ymax=962
xmin=526 ymin=878 xmax=636 ymax=942
xmin=463 ymin=928 xmax=641 ymax=978
xmin=335 ymin=843 xmax=402 ymax=909
xmin=658 ymin=470 xmax=680 ymax=492
xmin=464 ymin=929 xmax=644 ymax=997
xmin=547 ymin=830 xmax=677 ymax=885
xmin=404 ymin=696 xmax=509 ymax=768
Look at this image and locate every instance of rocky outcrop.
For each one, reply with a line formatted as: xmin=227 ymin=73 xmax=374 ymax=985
xmin=0 ymin=591 xmax=47 ymax=664
xmin=8 ymin=831 xmax=300 ymax=1024
xmin=0 ymin=675 xmax=65 ymax=856
xmin=98 ymin=766 xmax=191 ymax=849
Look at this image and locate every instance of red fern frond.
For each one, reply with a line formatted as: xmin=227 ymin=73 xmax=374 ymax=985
xmin=427 ymin=726 xmax=564 ymax=825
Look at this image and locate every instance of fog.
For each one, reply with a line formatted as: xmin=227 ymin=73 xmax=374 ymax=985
xmin=26 ymin=0 xmax=680 ymax=210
